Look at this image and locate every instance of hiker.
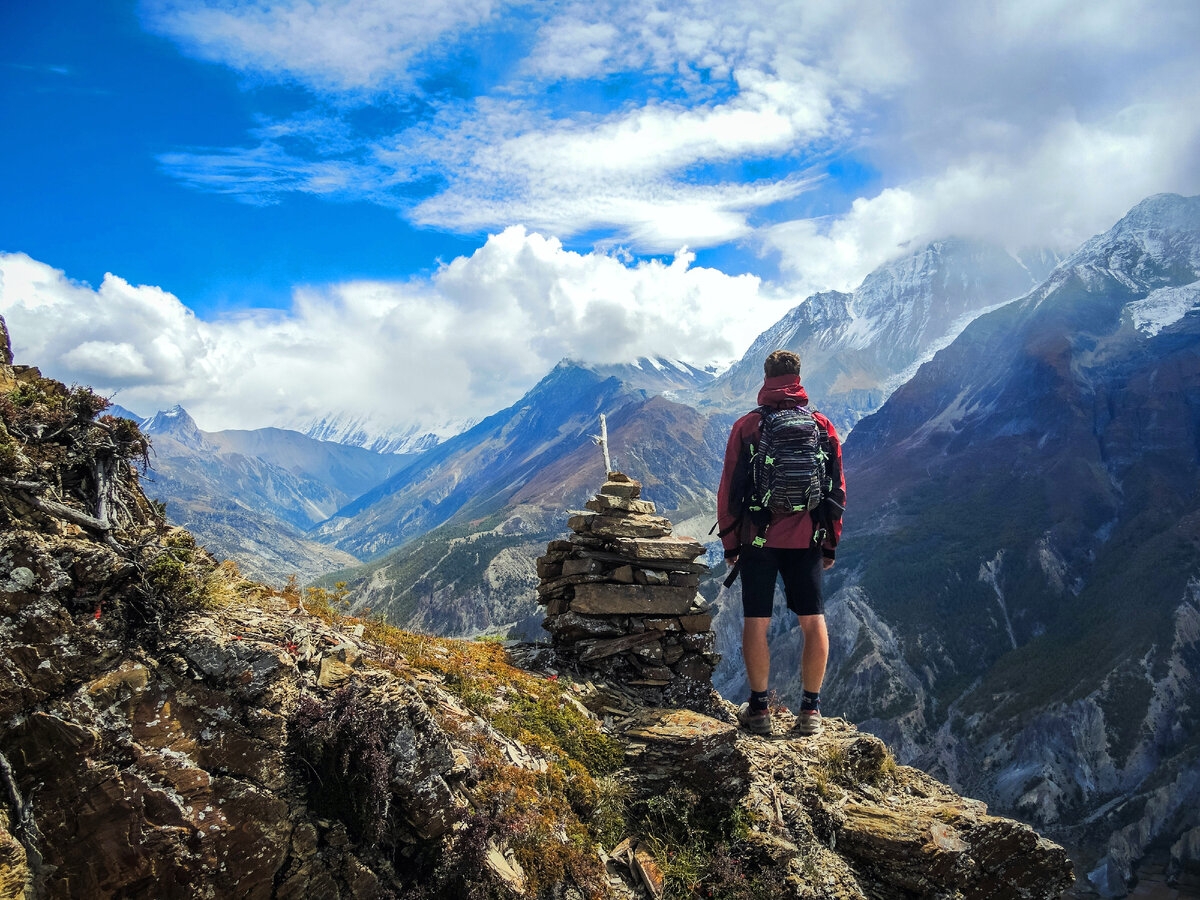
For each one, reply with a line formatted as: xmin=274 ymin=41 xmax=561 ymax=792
xmin=716 ymin=350 xmax=845 ymax=736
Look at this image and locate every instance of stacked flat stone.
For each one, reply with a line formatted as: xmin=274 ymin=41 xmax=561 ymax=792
xmin=537 ymin=472 xmax=717 ymax=703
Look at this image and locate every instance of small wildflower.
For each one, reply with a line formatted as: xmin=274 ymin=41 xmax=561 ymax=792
xmin=93 ymin=605 xmax=101 ymax=620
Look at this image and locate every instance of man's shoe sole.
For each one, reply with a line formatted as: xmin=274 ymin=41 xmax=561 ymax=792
xmin=737 ymin=702 xmax=773 ymax=736
xmin=792 ymin=711 xmax=821 ymax=736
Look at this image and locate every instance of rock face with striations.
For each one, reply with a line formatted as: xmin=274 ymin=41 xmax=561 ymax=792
xmin=536 ymin=473 xmax=717 ymax=708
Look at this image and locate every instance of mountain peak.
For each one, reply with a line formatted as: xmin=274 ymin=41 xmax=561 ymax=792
xmin=1060 ymin=192 xmax=1200 ymax=290
xmin=1118 ymin=192 xmax=1198 ymax=227
xmin=105 ymin=403 xmax=144 ymax=422
xmin=1106 ymin=192 xmax=1200 ymax=246
xmin=558 ymin=355 xmax=716 ymax=395
xmin=702 ymin=236 xmax=1038 ymax=429
xmin=142 ymin=405 xmax=210 ymax=450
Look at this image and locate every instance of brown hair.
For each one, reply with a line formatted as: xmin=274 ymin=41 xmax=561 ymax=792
xmin=764 ymin=350 xmax=801 ymax=377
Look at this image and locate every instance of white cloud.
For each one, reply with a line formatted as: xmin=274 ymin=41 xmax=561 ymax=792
xmin=0 ymin=236 xmax=788 ymax=431
xmin=62 ymin=341 xmax=154 ymax=380
xmin=160 ymin=65 xmax=834 ymax=248
xmin=157 ymin=142 xmax=388 ymax=206
xmin=142 ymin=0 xmax=503 ymax=93
xmin=764 ymin=100 xmax=1200 ymax=295
xmin=146 ymin=0 xmax=1200 ymax=274
xmin=0 ymin=255 xmax=218 ymax=390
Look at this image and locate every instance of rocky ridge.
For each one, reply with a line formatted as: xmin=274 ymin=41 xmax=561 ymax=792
xmin=0 ymin=316 xmax=1075 ymax=899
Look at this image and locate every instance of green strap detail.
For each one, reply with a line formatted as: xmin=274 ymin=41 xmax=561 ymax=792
xmin=793 ymin=504 xmax=805 ymax=511
xmin=752 ymin=536 xmax=766 ymax=548
xmin=764 ymin=455 xmax=775 ymax=466
xmin=749 ymin=504 xmax=763 ymax=512
xmin=761 ymin=490 xmax=771 ymax=505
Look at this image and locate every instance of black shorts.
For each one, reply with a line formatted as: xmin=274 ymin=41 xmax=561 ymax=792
xmin=738 ymin=544 xmax=824 ymax=618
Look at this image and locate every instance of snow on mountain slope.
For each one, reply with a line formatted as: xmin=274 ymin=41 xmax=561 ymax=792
xmin=578 ymin=355 xmax=716 ymax=395
xmin=1126 ymin=283 xmax=1200 ymax=337
xmin=701 ymin=238 xmax=1046 ymax=433
xmin=295 ymin=411 xmax=475 ymax=455
xmin=292 ymin=358 xmax=711 ymax=455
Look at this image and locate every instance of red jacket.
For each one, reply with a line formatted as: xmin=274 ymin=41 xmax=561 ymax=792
xmin=716 ymin=375 xmax=846 ymax=557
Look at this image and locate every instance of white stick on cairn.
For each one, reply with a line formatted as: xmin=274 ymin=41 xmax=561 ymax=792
xmin=593 ymin=413 xmax=612 ymax=475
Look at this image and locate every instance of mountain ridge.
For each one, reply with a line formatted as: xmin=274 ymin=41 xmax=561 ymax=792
xmin=699 ymin=237 xmax=1048 ymax=434
xmin=743 ymin=191 xmax=1200 ymax=895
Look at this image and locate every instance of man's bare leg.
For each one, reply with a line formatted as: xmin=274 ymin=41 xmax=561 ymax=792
xmin=797 ymin=614 xmax=828 ymax=694
xmin=742 ymin=616 xmax=771 ymax=693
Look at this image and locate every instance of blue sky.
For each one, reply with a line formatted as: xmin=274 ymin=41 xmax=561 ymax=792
xmin=1 ymin=0 xmax=488 ymax=314
xmin=2 ymin=0 xmax=1198 ymax=434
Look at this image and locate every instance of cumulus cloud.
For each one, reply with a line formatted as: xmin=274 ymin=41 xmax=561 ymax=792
xmin=0 ymin=236 xmax=785 ymax=431
xmin=0 ymin=256 xmax=218 ymax=390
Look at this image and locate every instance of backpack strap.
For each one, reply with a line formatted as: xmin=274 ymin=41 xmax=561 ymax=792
xmin=808 ymin=408 xmax=838 ymax=548
xmin=708 ymin=520 xmax=740 ymax=539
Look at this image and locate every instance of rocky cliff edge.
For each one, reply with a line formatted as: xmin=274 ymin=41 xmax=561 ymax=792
xmin=0 ymin=317 xmax=1073 ymax=899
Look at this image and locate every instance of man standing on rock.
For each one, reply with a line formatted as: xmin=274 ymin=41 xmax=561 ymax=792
xmin=716 ymin=350 xmax=845 ymax=736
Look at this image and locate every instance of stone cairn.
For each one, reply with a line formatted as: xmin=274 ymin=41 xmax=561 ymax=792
xmin=536 ymin=472 xmax=718 ymax=707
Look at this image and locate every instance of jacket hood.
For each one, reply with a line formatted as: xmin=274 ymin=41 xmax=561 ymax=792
xmin=757 ymin=374 xmax=809 ymax=408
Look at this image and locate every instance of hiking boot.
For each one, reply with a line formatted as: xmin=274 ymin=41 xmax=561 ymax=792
xmin=737 ymin=702 xmax=773 ymax=735
xmin=792 ymin=708 xmax=822 ymax=736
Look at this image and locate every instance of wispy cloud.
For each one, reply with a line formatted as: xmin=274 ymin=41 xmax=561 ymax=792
xmin=158 ymin=142 xmax=390 ymax=206
xmin=142 ymin=0 xmax=504 ymax=93
xmin=159 ymin=64 xmax=835 ymax=246
xmin=145 ymin=0 xmax=1200 ymax=283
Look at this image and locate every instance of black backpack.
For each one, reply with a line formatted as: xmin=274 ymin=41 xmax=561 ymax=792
xmin=746 ymin=405 xmax=829 ymax=533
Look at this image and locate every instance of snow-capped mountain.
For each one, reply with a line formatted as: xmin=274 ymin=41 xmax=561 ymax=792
xmin=295 ymin=412 xmax=473 ymax=455
xmin=293 ymin=359 xmax=711 ymax=455
xmin=306 ymin=353 xmax=724 ymax=560
xmin=142 ymin=404 xmax=212 ymax=450
xmin=702 ymin=238 xmax=1048 ymax=432
xmin=313 ymin=356 xmax=730 ymax=636
xmin=579 ymin=356 xmax=717 ymax=395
